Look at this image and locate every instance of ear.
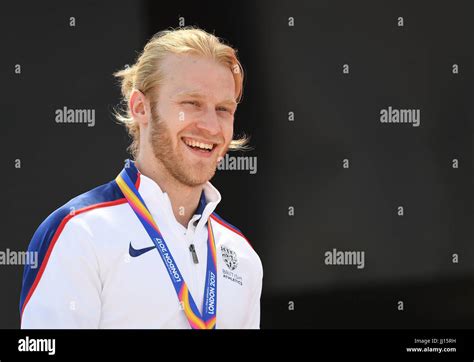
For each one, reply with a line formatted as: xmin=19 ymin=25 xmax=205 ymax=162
xmin=129 ymin=89 xmax=151 ymax=126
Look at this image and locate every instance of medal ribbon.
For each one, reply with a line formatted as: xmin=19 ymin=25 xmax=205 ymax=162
xmin=116 ymin=168 xmax=217 ymax=329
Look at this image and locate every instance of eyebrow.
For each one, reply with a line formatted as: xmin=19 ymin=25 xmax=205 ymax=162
xmin=174 ymin=91 xmax=237 ymax=107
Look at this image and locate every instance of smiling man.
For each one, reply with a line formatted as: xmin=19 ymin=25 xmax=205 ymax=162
xmin=20 ymin=28 xmax=263 ymax=329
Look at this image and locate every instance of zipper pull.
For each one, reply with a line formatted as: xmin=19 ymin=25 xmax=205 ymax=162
xmin=189 ymin=244 xmax=199 ymax=264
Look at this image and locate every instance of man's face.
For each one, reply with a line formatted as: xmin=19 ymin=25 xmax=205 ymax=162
xmin=148 ymin=53 xmax=237 ymax=187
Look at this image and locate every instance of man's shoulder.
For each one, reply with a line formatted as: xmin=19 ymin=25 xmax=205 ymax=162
xmin=30 ymin=180 xmax=125 ymax=248
xmin=210 ymin=212 xmax=263 ymax=273
xmin=20 ymin=180 xmax=126 ymax=316
xmin=210 ymin=212 xmax=249 ymax=244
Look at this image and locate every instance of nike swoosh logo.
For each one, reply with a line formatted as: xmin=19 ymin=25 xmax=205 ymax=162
xmin=129 ymin=242 xmax=156 ymax=257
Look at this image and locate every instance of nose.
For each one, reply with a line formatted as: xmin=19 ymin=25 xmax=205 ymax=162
xmin=195 ymin=108 xmax=221 ymax=136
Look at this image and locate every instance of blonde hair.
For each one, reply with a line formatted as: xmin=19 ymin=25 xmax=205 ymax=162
xmin=114 ymin=27 xmax=250 ymax=158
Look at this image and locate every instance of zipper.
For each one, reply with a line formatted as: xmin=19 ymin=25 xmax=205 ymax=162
xmin=189 ymin=244 xmax=199 ymax=264
xmin=185 ymin=221 xmax=202 ymax=313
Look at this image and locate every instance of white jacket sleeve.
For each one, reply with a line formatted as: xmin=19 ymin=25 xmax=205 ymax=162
xmin=243 ymin=257 xmax=263 ymax=329
xmin=20 ymin=217 xmax=101 ymax=329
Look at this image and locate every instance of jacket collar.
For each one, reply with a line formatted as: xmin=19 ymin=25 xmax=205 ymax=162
xmin=122 ymin=159 xmax=221 ymax=237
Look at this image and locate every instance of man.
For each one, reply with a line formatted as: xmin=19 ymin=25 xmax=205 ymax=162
xmin=19 ymin=28 xmax=263 ymax=329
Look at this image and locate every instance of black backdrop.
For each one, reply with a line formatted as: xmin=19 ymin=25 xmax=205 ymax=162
xmin=1 ymin=0 xmax=473 ymax=328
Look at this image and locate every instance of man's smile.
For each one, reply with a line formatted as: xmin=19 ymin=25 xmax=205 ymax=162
xmin=181 ymin=136 xmax=219 ymax=158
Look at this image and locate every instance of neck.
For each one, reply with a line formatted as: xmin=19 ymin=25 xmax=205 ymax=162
xmin=134 ymin=153 xmax=203 ymax=228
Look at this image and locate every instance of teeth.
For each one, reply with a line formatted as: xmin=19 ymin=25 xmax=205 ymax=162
xmin=184 ymin=139 xmax=213 ymax=150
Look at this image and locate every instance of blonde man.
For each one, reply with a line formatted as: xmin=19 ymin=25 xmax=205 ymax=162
xmin=20 ymin=28 xmax=263 ymax=329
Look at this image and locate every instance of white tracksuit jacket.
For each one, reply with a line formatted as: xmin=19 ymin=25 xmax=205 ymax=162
xmin=20 ymin=161 xmax=263 ymax=329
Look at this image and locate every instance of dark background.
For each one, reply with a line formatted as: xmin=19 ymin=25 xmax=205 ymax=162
xmin=1 ymin=0 xmax=473 ymax=328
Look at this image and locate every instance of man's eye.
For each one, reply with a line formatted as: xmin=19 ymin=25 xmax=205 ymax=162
xmin=182 ymin=101 xmax=199 ymax=106
xmin=217 ymin=107 xmax=231 ymax=114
